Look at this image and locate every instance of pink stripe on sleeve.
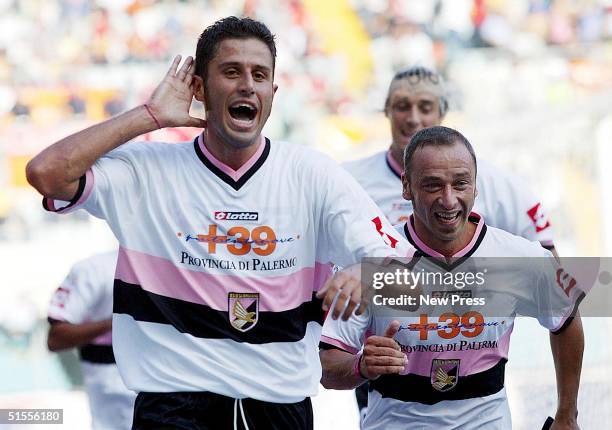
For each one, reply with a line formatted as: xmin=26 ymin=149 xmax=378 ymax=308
xmin=320 ymin=335 xmax=359 ymax=354
xmin=44 ymin=168 xmax=95 ymax=213
xmin=71 ymin=168 xmax=95 ymax=209
xmin=91 ymin=330 xmax=112 ymax=346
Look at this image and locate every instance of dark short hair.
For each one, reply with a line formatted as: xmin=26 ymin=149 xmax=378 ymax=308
xmin=403 ymin=126 xmax=477 ymax=179
xmin=195 ymin=16 xmax=277 ymax=81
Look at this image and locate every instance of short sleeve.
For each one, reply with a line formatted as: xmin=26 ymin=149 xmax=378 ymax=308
xmin=515 ymin=252 xmax=583 ymax=333
xmin=48 ymin=260 xmax=102 ymax=324
xmin=42 ymin=141 xmax=145 ymax=222
xmin=321 ymin=308 xmax=371 ymax=354
xmin=476 ymin=160 xmax=554 ymax=248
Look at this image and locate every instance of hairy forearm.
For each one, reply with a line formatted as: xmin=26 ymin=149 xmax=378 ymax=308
xmin=550 ymin=315 xmax=583 ymax=416
xmin=47 ymin=319 xmax=112 ymax=351
xmin=26 ymin=105 xmax=158 ymax=200
xmin=320 ymin=349 xmax=366 ymax=390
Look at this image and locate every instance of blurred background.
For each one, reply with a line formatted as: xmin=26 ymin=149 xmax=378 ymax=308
xmin=1 ymin=0 xmax=611 ymax=428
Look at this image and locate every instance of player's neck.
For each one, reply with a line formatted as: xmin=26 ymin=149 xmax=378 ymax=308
xmin=413 ymin=218 xmax=477 ymax=259
xmin=389 ymin=145 xmax=404 ymax=169
xmin=203 ymin=130 xmax=263 ymax=171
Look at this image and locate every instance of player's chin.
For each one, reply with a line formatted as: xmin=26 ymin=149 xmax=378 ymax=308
xmin=432 ymin=219 xmax=463 ymax=240
xmin=224 ymin=127 xmax=261 ymax=148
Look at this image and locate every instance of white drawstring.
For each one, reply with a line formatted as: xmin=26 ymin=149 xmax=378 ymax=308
xmin=239 ymin=399 xmax=250 ymax=430
xmin=233 ymin=399 xmax=238 ymax=430
xmin=233 ymin=398 xmax=250 ymax=430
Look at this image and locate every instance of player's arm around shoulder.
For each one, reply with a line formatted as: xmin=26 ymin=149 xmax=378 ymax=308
xmin=26 ymin=55 xmax=205 ymax=201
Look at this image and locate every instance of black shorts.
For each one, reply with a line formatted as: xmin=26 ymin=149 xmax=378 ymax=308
xmin=132 ymin=391 xmax=313 ymax=430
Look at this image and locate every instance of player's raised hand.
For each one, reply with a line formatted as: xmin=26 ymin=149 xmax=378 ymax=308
xmin=146 ymin=55 xmax=207 ymax=129
xmin=317 ymin=264 xmax=364 ymax=321
xmin=360 ymin=320 xmax=407 ymax=380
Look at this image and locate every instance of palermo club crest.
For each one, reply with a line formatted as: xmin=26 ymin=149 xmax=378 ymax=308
xmin=228 ymin=293 xmax=259 ymax=332
xmin=431 ymin=359 xmax=460 ymax=392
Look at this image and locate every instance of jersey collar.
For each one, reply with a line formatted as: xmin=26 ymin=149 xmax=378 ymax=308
xmin=194 ymin=133 xmax=270 ymax=191
xmin=402 ymin=212 xmax=487 ymax=270
xmin=385 ymin=150 xmax=403 ymax=179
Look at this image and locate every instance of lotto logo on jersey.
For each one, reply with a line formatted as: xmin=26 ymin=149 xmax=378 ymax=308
xmin=214 ymin=211 xmax=259 ymax=221
xmin=431 ymin=359 xmax=460 ymax=392
xmin=527 ymin=203 xmax=551 ymax=232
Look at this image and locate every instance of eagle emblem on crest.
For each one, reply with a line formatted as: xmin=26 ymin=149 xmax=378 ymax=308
xmin=228 ymin=293 xmax=259 ymax=332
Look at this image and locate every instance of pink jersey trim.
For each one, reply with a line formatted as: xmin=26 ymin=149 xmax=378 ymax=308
xmin=116 ymin=247 xmax=333 ymax=312
xmin=91 ymin=330 xmax=112 ymax=346
xmin=47 ymin=312 xmax=68 ymax=322
xmin=320 ymin=335 xmax=359 ymax=354
xmin=45 ymin=198 xmax=57 ymax=211
xmin=75 ymin=168 xmax=95 ymax=208
xmin=403 ymin=323 xmax=513 ymax=377
xmin=453 ymin=213 xmax=485 ymax=258
xmin=197 ymin=134 xmax=265 ymax=182
xmin=407 ymin=212 xmax=484 ymax=258
xmin=386 ymin=150 xmax=403 ymax=177
xmin=43 ymin=168 xmax=95 ymax=213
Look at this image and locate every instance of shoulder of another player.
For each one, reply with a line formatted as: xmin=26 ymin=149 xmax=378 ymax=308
xmin=485 ymin=225 xmax=552 ymax=257
xmin=341 ymin=151 xmax=385 ymax=172
xmin=476 ymin=157 xmax=533 ymax=194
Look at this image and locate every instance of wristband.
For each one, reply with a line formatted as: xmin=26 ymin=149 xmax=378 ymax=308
xmin=144 ymin=104 xmax=162 ymax=129
xmin=354 ymin=352 xmax=368 ymax=380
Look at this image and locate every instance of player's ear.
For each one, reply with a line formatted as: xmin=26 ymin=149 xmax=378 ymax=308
xmin=193 ymin=75 xmax=205 ymax=102
xmin=402 ymin=173 xmax=412 ymax=200
xmin=273 ymin=83 xmax=278 ymax=94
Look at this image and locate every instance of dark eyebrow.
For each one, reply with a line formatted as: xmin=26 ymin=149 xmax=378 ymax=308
xmin=453 ymin=170 xmax=472 ymax=178
xmin=218 ymin=61 xmax=272 ymax=74
xmin=420 ymin=176 xmax=443 ymax=183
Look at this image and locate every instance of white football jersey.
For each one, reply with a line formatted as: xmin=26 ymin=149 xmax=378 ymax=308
xmin=48 ymin=251 xmax=136 ymax=430
xmin=321 ymin=213 xmax=581 ymax=429
xmin=43 ymin=135 xmax=408 ymax=403
xmin=342 ymin=151 xmax=554 ymax=248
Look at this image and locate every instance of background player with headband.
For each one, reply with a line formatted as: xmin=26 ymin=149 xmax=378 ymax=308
xmin=47 ymin=250 xmax=136 ymax=430
xmin=321 ymin=126 xmax=583 ymax=430
xmin=344 ymin=66 xmax=556 ymax=252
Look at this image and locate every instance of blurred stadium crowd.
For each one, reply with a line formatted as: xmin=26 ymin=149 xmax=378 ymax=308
xmin=1 ymin=1 xmax=612 ymax=428
xmin=2 ymin=0 xmax=612 ymax=131
xmin=2 ymin=1 xmax=612 ymax=237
